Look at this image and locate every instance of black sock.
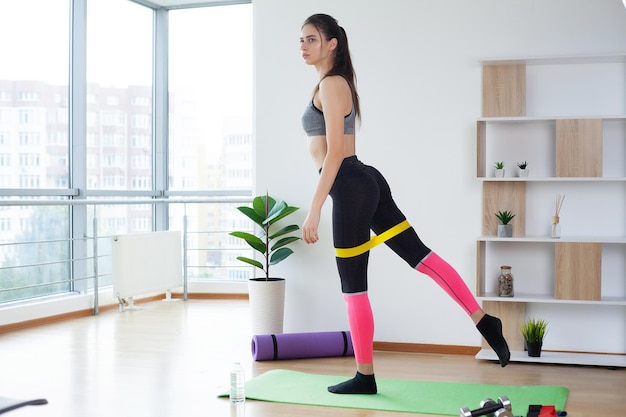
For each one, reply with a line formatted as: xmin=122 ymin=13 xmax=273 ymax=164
xmin=327 ymin=371 xmax=377 ymax=394
xmin=476 ymin=314 xmax=511 ymax=367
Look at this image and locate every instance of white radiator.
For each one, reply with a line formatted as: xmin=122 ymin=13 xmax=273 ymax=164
xmin=112 ymin=231 xmax=182 ymax=300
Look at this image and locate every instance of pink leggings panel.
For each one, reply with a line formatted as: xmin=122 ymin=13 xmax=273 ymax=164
xmin=344 ymin=292 xmax=374 ymax=364
xmin=416 ymin=252 xmax=480 ymax=315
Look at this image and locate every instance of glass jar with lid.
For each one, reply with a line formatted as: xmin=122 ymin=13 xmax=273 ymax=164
xmin=498 ymin=265 xmax=514 ymax=297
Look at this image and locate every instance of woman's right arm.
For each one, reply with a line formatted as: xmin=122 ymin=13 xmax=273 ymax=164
xmin=301 ymin=76 xmax=352 ymax=244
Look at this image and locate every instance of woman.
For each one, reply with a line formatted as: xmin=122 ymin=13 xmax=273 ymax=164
xmin=299 ymin=13 xmax=510 ymax=395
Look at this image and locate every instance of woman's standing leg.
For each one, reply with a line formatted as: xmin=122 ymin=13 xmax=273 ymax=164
xmin=327 ymin=158 xmax=380 ymax=394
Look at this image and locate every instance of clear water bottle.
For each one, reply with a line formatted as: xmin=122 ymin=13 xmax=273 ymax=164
xmin=230 ymin=362 xmax=245 ymax=403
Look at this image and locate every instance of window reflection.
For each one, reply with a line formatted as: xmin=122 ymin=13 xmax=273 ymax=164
xmin=168 ymin=5 xmax=253 ymax=192
xmin=86 ymin=0 xmax=153 ymax=192
xmin=168 ymin=4 xmax=253 ymax=281
xmin=0 ymin=0 xmax=69 ymax=189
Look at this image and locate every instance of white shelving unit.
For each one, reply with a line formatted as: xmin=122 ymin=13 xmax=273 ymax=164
xmin=476 ymin=350 xmax=626 ymax=368
xmin=475 ymin=55 xmax=626 ymax=367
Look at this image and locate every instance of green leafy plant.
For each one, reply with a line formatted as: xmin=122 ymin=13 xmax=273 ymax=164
xmin=495 ymin=210 xmax=516 ymax=225
xmin=230 ymin=194 xmax=301 ymax=280
xmin=494 ymin=161 xmax=505 ymax=169
xmin=517 ymin=161 xmax=528 ymax=169
xmin=520 ymin=318 xmax=548 ymax=343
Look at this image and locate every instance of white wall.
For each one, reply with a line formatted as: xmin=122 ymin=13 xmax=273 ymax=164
xmin=254 ymin=0 xmax=626 ymax=347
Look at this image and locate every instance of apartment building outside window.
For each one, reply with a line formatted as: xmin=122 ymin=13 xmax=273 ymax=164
xmin=0 ymin=0 xmax=253 ymax=304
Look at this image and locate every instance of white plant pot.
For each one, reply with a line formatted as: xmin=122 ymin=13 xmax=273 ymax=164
xmin=248 ymin=278 xmax=286 ymax=335
xmin=518 ymin=168 xmax=529 ymax=177
xmin=494 ymin=168 xmax=505 ymax=178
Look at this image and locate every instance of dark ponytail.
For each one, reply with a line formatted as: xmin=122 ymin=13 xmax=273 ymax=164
xmin=303 ymin=14 xmax=360 ymax=121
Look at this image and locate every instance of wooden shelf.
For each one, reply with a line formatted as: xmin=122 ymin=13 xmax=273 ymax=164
xmin=480 ymin=53 xmax=626 ymax=66
xmin=477 ymin=118 xmax=626 ymax=178
xmin=478 ymin=115 xmax=626 ymax=122
xmin=478 ymin=177 xmax=626 ymax=182
xmin=477 ymin=55 xmax=626 ymax=363
xmin=477 ymin=236 xmax=626 ymax=243
xmin=476 ymin=349 xmax=626 ymax=368
xmin=478 ymin=294 xmax=626 ymax=306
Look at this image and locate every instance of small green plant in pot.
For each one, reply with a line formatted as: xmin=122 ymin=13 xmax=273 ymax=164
xmin=494 ymin=161 xmax=505 ymax=178
xmin=230 ymin=194 xmax=301 ymax=335
xmin=521 ymin=318 xmax=548 ymax=357
xmin=495 ymin=210 xmax=515 ymax=237
xmin=230 ymin=194 xmax=301 ymax=280
xmin=517 ymin=160 xmax=529 ymax=177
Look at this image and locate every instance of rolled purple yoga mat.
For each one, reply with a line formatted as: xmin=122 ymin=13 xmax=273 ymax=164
xmin=251 ymin=331 xmax=354 ymax=361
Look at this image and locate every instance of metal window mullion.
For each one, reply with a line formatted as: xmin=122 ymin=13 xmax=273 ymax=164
xmin=153 ymin=7 xmax=169 ymax=232
xmin=69 ymin=0 xmax=88 ymax=294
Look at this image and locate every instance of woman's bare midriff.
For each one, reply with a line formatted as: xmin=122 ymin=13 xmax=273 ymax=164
xmin=307 ymin=134 xmax=357 ymax=170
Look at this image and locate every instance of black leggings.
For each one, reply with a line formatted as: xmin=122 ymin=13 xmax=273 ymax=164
xmin=328 ymin=156 xmax=431 ymax=293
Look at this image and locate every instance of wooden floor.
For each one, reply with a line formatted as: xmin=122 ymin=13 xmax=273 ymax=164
xmin=0 ymin=299 xmax=623 ymax=417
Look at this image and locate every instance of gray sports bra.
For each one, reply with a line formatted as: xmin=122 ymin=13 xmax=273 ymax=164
xmin=302 ymin=100 xmax=356 ymax=136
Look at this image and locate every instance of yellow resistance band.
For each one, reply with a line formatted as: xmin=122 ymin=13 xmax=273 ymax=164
xmin=334 ymin=220 xmax=411 ymax=258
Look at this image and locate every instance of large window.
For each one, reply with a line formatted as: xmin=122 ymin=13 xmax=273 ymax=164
xmin=0 ymin=1 xmax=71 ymax=302
xmin=0 ymin=0 xmax=70 ymax=189
xmin=168 ymin=5 xmax=253 ymax=192
xmin=168 ymin=5 xmax=254 ymax=281
xmin=0 ymin=1 xmax=254 ymax=305
xmin=87 ymin=0 xmax=153 ymax=194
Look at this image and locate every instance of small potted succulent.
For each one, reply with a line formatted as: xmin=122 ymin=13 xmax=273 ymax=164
xmin=494 ymin=161 xmax=505 ymax=178
xmin=517 ymin=160 xmax=529 ymax=177
xmin=521 ymin=318 xmax=548 ymax=357
xmin=495 ymin=210 xmax=515 ymax=237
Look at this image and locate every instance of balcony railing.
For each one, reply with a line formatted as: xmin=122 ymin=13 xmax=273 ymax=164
xmin=0 ymin=195 xmax=255 ymax=312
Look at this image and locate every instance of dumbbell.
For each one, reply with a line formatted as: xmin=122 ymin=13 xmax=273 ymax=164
xmin=459 ymin=395 xmax=512 ymax=417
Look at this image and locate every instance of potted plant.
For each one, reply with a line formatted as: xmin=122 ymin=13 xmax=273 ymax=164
xmin=517 ymin=160 xmax=529 ymax=177
xmin=521 ymin=318 xmax=548 ymax=357
xmin=494 ymin=161 xmax=505 ymax=178
xmin=495 ymin=210 xmax=515 ymax=237
xmin=230 ymin=194 xmax=301 ymax=335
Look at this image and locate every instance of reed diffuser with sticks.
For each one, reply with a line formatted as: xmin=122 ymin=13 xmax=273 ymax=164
xmin=551 ymin=194 xmax=565 ymax=238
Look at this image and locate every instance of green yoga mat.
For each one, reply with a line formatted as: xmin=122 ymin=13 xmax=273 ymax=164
xmin=220 ymin=369 xmax=569 ymax=416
